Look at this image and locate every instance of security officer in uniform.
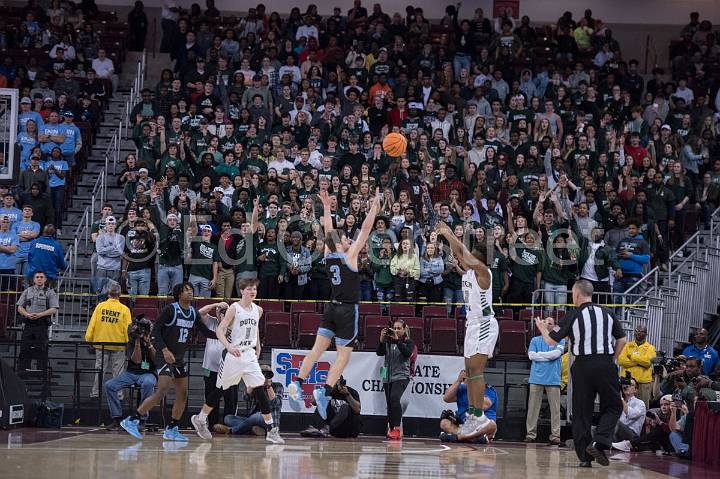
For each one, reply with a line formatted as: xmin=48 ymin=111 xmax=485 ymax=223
xmin=535 ymin=279 xmax=627 ymax=467
xmin=16 ymin=271 xmax=59 ymax=372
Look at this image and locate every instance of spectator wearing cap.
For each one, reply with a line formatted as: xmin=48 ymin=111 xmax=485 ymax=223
xmin=95 ymin=216 xmax=125 ymax=288
xmin=26 ymin=225 xmax=65 ymax=286
xmin=12 ymin=204 xmax=40 ymax=276
xmin=38 ymin=111 xmax=66 ymax=157
xmin=44 ymin=147 xmax=69 ymax=234
xmin=58 ymin=110 xmax=82 ymax=165
xmin=18 ymin=96 xmax=44 ymax=133
xmin=187 ymin=212 xmax=220 ymax=298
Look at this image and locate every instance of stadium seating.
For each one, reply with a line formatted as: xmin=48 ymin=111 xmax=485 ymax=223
xmin=429 ymin=318 xmax=458 ymax=354
xmin=296 ymin=313 xmax=323 ymax=348
xmin=262 ymin=312 xmax=292 ymax=348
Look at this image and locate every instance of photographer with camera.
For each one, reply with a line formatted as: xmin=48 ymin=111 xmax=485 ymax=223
xmin=104 ymin=315 xmax=157 ymax=430
xmin=611 ymin=376 xmax=646 ymax=452
xmin=439 ymin=370 xmax=498 ymax=443
xmin=618 ymin=325 xmax=656 ymax=407
xmin=377 ymin=320 xmax=416 ymax=440
xmin=660 ymin=357 xmax=706 ymax=409
xmin=300 ymin=376 xmax=362 ymax=439
xmin=624 ymin=395 xmax=675 ymax=454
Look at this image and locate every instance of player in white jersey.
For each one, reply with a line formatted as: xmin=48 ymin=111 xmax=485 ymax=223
xmin=190 ymin=278 xmax=284 ymax=443
xmin=436 ymin=221 xmax=498 ymax=439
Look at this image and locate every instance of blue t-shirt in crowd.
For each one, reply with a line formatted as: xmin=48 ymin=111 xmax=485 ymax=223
xmin=59 ymin=123 xmax=81 ymax=156
xmin=456 ymin=383 xmax=498 ymax=422
xmin=682 ymin=344 xmax=719 ymax=376
xmin=18 ymin=131 xmax=39 ymax=168
xmin=0 ymin=231 xmax=20 ymax=270
xmin=18 ymin=111 xmax=44 ymax=132
xmin=44 ymin=159 xmax=68 ymax=188
xmin=12 ymin=220 xmax=40 ymax=259
xmin=40 ymin=123 xmax=64 ymax=155
xmin=528 ymin=335 xmax=566 ymax=386
xmin=0 ymin=207 xmax=23 ymax=226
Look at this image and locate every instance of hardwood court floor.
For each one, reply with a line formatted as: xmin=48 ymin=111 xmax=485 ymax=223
xmin=0 ymin=428 xmax=714 ymax=479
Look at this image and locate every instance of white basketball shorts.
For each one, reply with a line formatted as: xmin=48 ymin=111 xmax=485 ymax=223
xmin=216 ymin=349 xmax=265 ymax=390
xmin=464 ymin=317 xmax=499 ymax=359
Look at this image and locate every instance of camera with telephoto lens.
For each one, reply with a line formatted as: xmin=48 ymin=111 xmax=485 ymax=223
xmin=337 ymin=377 xmax=347 ymax=388
xmin=440 ymin=409 xmax=460 ymax=425
xmin=620 ymin=371 xmax=633 ymax=387
xmin=651 ymin=352 xmax=680 ymax=375
xmin=131 ymin=314 xmax=153 ymax=337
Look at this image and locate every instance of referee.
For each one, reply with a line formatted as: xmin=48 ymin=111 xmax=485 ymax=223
xmin=535 ymin=279 xmax=626 ymax=467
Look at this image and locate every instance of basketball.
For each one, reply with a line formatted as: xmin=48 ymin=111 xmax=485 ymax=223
xmin=382 ymin=132 xmax=408 ymax=157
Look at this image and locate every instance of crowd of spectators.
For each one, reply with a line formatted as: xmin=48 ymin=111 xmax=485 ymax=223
xmin=10 ymin=3 xmax=720 ymax=310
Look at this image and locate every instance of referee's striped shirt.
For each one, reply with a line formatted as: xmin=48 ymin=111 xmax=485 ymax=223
xmin=549 ymin=303 xmax=625 ymax=356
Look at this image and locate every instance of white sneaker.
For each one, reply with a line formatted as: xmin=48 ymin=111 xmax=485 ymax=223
xmin=266 ymin=427 xmax=285 ymax=444
xmin=191 ymin=414 xmax=212 ymax=440
xmin=462 ymin=413 xmax=491 ymax=437
xmin=611 ymin=440 xmax=632 ymax=452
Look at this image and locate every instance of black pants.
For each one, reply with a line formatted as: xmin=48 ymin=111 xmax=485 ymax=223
xmin=630 ymin=424 xmax=672 ymax=452
xmin=614 ymin=420 xmax=639 ymax=442
xmin=18 ymin=325 xmax=49 ymax=371
xmin=570 ymin=356 xmax=623 ymax=462
xmin=284 ymin=280 xmax=305 ymax=300
xmin=506 ymin=277 xmax=533 ymax=306
xmin=385 ymin=379 xmax=409 ymax=429
xmin=588 ymin=280 xmax=612 ymax=305
xmin=204 ymin=372 xmax=238 ymax=427
xmin=307 ymin=278 xmax=331 ymax=301
xmin=258 ymin=275 xmax=279 ymax=299
xmin=393 ymin=277 xmax=415 ymax=301
xmin=160 ymin=19 xmax=176 ymax=53
xmin=416 ymin=281 xmax=442 ymax=302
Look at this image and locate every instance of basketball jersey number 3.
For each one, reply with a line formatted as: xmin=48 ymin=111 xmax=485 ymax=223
xmin=329 ymin=264 xmax=342 ymax=285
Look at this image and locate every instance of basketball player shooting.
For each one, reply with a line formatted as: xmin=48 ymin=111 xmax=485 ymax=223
xmin=287 ymin=188 xmax=381 ymax=419
xmin=190 ymin=278 xmax=284 ymax=444
xmin=436 ymin=221 xmax=499 ymax=439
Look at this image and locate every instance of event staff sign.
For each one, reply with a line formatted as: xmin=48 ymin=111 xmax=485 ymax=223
xmin=271 ymin=349 xmax=465 ymax=418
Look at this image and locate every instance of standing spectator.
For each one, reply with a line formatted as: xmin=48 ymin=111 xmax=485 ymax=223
xmin=577 ymin=226 xmax=620 ymax=304
xmin=44 ymin=147 xmax=68 ymax=234
xmin=0 ymin=194 xmax=22 ymax=227
xmin=95 ymin=216 xmax=125 ymax=290
xmin=390 ymin=238 xmax=419 ymax=301
xmin=154 ymin=211 xmax=185 ymax=296
xmin=187 ymin=220 xmax=219 ymax=298
xmin=416 ymin=242 xmax=444 ymax=302
xmin=85 ymin=282 xmax=132 ymax=398
xmin=160 ymin=0 xmax=180 ymax=53
xmin=525 ymin=317 xmax=565 ymax=445
xmin=12 ymin=205 xmax=40 ymax=276
xmin=610 ymin=377 xmax=647 ymax=452
xmin=377 ymin=320 xmax=416 ymax=440
xmin=26 ymin=225 xmax=65 ymax=287
xmin=59 ymin=110 xmax=82 ymax=167
xmin=128 ymin=1 xmax=148 ymax=52
xmin=682 ymin=328 xmax=718 ymax=376
xmin=216 ymin=365 xmax=283 ymax=436
xmin=614 ymin=220 xmax=651 ymax=295
xmin=16 ymin=271 xmax=59 ymax=372
xmin=0 ymin=216 xmax=20 ymax=282
xmin=122 ymin=219 xmax=155 ymax=297
xmin=104 ymin=318 xmax=157 ymax=430
xmin=618 ymin=325 xmax=656 ymax=407
xmin=20 ymin=183 xmax=53 ymax=229
xmin=281 ymin=230 xmax=311 ymax=300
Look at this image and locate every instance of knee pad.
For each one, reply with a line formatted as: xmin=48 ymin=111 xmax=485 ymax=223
xmin=252 ymin=387 xmax=272 ymax=415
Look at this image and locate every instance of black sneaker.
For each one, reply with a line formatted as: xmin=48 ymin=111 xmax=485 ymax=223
xmin=106 ymin=419 xmax=121 ymax=431
xmin=586 ymin=443 xmax=609 ymax=466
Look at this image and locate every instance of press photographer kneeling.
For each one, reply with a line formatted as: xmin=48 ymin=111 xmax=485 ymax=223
xmin=439 ymin=370 xmax=498 ymax=443
xmin=104 ymin=315 xmax=157 ymax=430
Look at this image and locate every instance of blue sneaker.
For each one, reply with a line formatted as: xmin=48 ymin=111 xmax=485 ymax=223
xmin=120 ymin=417 xmax=143 ymax=440
xmin=313 ymin=388 xmax=331 ymax=420
xmin=287 ymin=380 xmax=304 ymax=411
xmin=163 ymin=426 xmax=189 ymax=441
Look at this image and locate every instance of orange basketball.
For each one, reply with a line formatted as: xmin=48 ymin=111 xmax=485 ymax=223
xmin=382 ymin=132 xmax=408 ymax=157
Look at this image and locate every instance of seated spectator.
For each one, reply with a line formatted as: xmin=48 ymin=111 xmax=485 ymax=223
xmin=104 ymin=316 xmax=158 ymax=430
xmin=611 ymin=377 xmax=647 ymax=451
xmin=439 ymin=370 xmax=498 ymax=443
xmin=214 ymin=365 xmax=282 ymax=435
xmin=91 ymin=48 xmax=118 ymax=93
